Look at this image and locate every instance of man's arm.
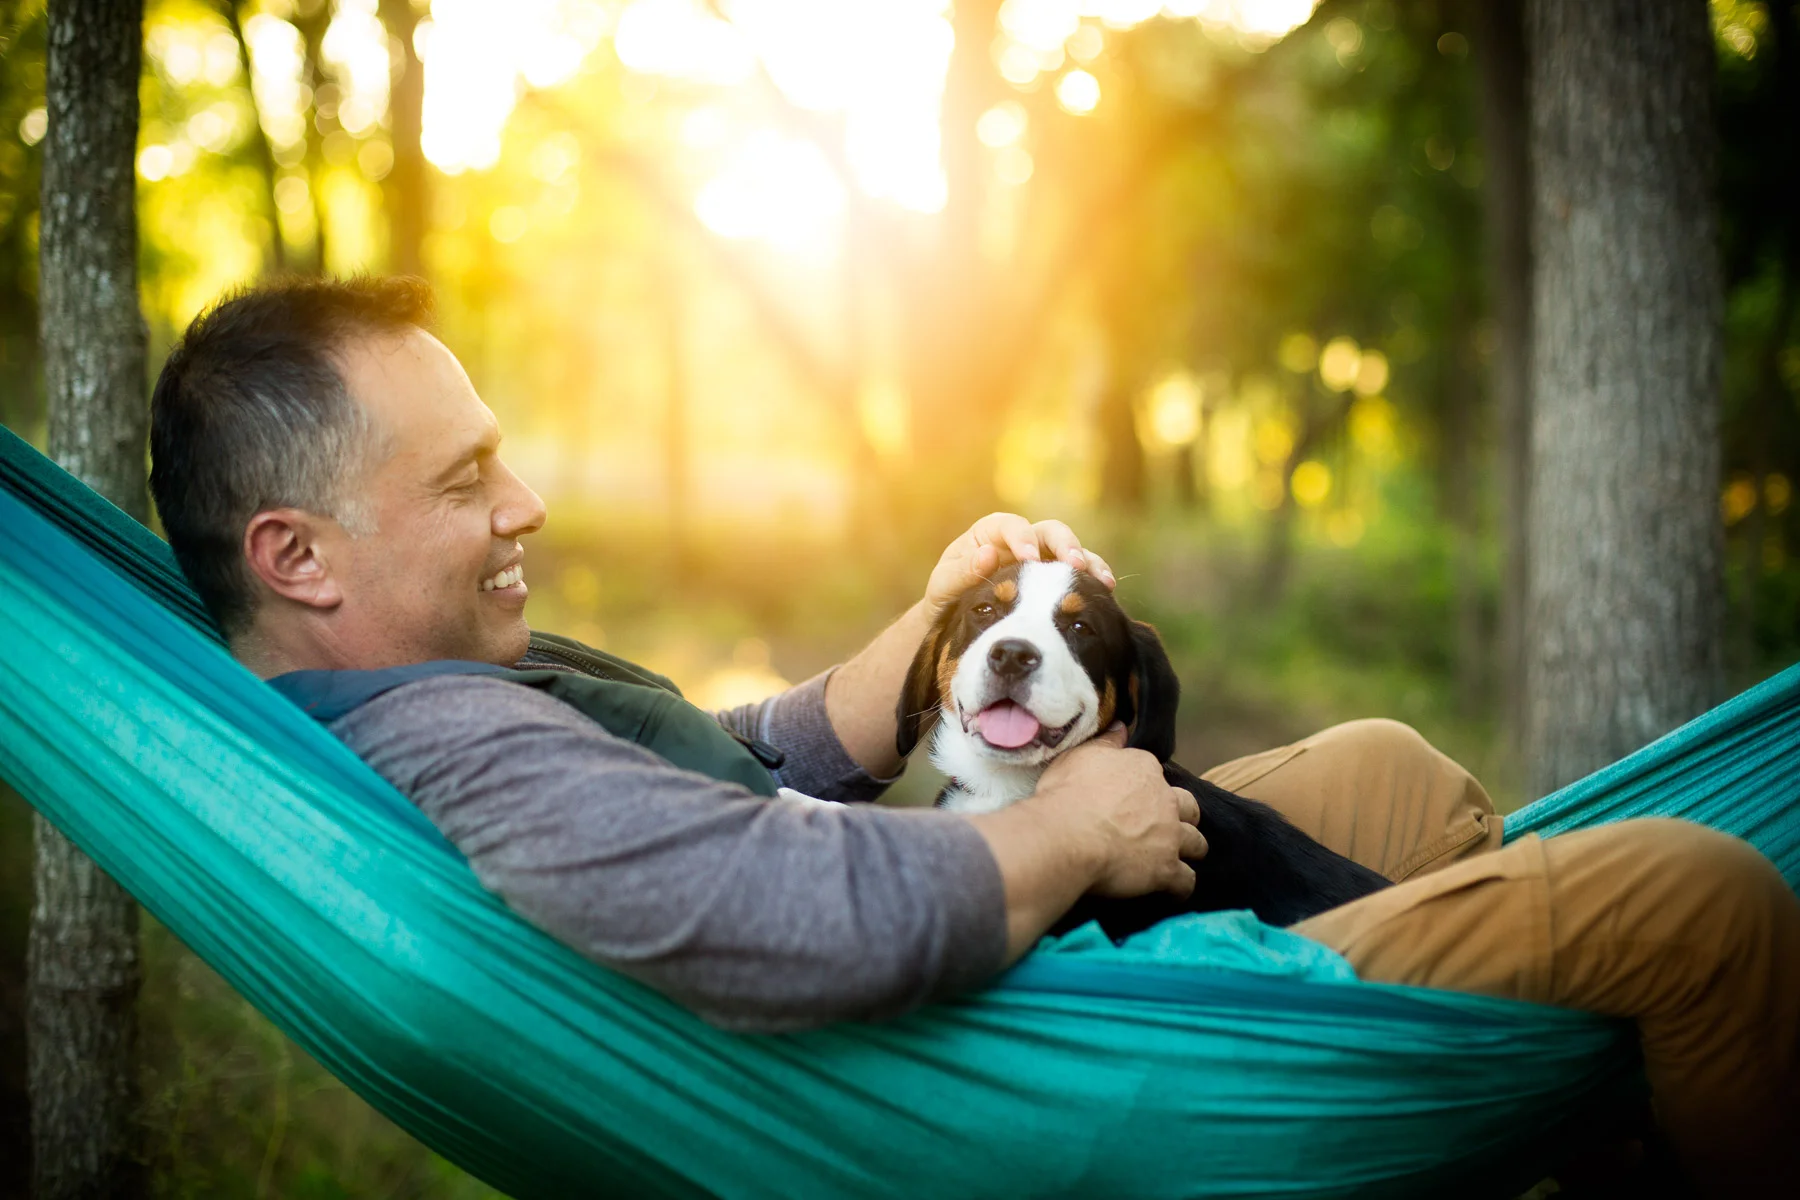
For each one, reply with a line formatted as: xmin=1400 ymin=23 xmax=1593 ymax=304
xmin=332 ymin=677 xmax=1202 ymax=1029
xmin=336 ymin=674 xmax=1008 ymax=1032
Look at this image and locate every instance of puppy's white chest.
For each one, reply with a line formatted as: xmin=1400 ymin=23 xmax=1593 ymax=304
xmin=930 ymin=727 xmax=1045 ymax=813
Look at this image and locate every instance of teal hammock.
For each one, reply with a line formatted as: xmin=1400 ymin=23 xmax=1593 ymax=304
xmin=1 ymin=423 xmax=1796 ymax=1199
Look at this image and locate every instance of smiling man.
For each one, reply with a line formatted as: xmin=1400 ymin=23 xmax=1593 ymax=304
xmin=148 ymin=277 xmax=1799 ymax=1194
xmin=147 ymin=276 xmax=1205 ymax=1030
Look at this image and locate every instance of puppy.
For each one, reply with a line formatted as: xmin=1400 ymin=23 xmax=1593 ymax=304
xmin=896 ymin=560 xmax=1389 ymax=938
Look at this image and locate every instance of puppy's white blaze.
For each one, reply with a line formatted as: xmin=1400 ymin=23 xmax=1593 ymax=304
xmin=934 ymin=560 xmax=1104 ymax=813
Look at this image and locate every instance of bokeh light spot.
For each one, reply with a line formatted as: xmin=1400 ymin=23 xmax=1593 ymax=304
xmin=1056 ymin=68 xmax=1101 ymax=115
xmin=1278 ymin=331 xmax=1318 ymax=373
xmin=1318 ymin=336 xmax=1362 ymax=392
xmin=1291 ymin=459 xmax=1331 ymax=508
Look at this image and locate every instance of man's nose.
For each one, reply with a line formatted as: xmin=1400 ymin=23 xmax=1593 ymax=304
xmin=988 ymin=638 xmax=1041 ymax=681
xmin=492 ymin=459 xmax=547 ymax=538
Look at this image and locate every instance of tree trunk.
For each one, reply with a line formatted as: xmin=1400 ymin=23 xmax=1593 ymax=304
xmin=1471 ymin=0 xmax=1530 ymax=746
xmin=294 ymin=0 xmax=333 ymax=274
xmin=1439 ymin=295 xmax=1483 ymax=716
xmin=218 ymin=0 xmax=286 ymax=273
xmin=660 ymin=253 xmax=691 ymax=574
xmin=31 ymin=1 xmax=147 ymax=1196
xmin=1524 ymin=0 xmax=1724 ymax=799
xmin=1097 ymin=379 xmax=1145 ymax=509
xmin=378 ymin=0 xmax=426 ymax=276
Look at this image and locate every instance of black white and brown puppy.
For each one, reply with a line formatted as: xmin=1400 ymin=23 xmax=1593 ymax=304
xmin=896 ymin=560 xmax=1389 ymax=939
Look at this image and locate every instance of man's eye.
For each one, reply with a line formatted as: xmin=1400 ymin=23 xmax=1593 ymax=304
xmin=972 ymin=602 xmax=996 ymax=618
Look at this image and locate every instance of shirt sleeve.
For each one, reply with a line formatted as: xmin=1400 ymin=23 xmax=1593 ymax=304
xmin=330 ymin=675 xmax=1007 ymax=1032
xmin=712 ymin=668 xmax=902 ymax=804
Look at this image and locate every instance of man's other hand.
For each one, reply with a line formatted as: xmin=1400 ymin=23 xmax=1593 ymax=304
xmin=924 ymin=513 xmax=1117 ymax=615
xmin=1033 ymin=724 xmax=1205 ymax=899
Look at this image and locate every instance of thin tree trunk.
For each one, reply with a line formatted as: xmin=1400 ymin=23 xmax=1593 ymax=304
xmin=1440 ymin=296 xmax=1483 ymax=715
xmin=1097 ymin=378 xmax=1145 ymax=509
xmin=1471 ymin=0 xmax=1530 ymax=746
xmin=31 ymin=1 xmax=147 ymax=1196
xmin=1524 ymin=0 xmax=1724 ymax=799
xmin=660 ymin=254 xmax=690 ymax=574
xmin=378 ymin=0 xmax=426 ymax=276
xmin=217 ymin=0 xmax=286 ymax=273
xmin=295 ymin=0 xmax=333 ymax=274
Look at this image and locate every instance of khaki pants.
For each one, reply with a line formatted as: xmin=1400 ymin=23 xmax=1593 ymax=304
xmin=1203 ymin=720 xmax=1800 ymax=1198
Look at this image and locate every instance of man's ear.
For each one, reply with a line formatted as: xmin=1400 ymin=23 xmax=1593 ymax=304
xmin=895 ymin=615 xmax=951 ymax=759
xmin=1123 ymin=620 xmax=1180 ymax=762
xmin=243 ymin=508 xmax=344 ymax=611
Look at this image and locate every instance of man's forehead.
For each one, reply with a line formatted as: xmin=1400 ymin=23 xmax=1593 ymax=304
xmin=338 ymin=327 xmax=498 ymax=457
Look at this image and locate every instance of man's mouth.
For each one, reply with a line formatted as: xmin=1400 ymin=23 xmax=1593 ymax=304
xmin=480 ymin=564 xmax=525 ymax=593
xmin=968 ymin=700 xmax=1077 ymax=752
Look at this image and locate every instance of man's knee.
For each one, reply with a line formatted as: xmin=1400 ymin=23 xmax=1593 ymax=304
xmin=1305 ymin=717 xmax=1442 ymax=772
xmin=1570 ymin=818 xmax=1799 ymax=959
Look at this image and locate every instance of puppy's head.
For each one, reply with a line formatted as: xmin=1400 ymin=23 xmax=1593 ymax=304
xmin=896 ymin=561 xmax=1180 ymax=772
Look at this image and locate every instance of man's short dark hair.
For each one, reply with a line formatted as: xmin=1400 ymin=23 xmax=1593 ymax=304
xmin=149 ymin=275 xmax=433 ymax=635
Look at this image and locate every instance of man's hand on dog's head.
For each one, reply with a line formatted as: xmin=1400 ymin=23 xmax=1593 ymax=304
xmin=1032 ymin=723 xmax=1206 ymax=900
xmin=924 ymin=512 xmax=1117 ymax=617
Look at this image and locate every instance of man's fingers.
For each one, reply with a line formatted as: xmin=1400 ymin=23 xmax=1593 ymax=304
xmin=962 ymin=514 xmax=1114 ymax=587
xmin=969 ymin=512 xmax=1041 ymax=567
xmin=1165 ymin=861 xmax=1198 ymax=898
xmin=1082 ymin=549 xmax=1118 ymax=589
xmin=1095 ymin=722 xmax=1129 ymax=747
xmin=1179 ymin=825 xmax=1209 ymax=862
xmin=1033 ymin=520 xmax=1083 ymax=565
xmin=1173 ymin=787 xmax=1200 ymax=827
xmin=970 ymin=542 xmax=999 ymax=578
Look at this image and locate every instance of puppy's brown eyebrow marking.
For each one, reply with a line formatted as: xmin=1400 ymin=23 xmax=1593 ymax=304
xmin=1060 ymin=592 xmax=1085 ymax=614
xmin=993 ymin=579 xmax=1017 ymax=605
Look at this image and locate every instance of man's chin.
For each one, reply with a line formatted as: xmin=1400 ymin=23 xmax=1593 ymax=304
xmin=491 ymin=618 xmax=533 ymax=666
xmin=456 ymin=614 xmax=532 ymax=667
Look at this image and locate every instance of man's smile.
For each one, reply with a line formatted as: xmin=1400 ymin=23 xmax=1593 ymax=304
xmin=480 ymin=563 xmax=526 ymax=594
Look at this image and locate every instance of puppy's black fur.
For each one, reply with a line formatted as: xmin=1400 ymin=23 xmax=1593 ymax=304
xmin=897 ymin=567 xmax=1390 ymax=940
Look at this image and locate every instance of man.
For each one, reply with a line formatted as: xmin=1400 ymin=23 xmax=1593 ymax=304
xmin=149 ymin=278 xmax=1796 ymax=1195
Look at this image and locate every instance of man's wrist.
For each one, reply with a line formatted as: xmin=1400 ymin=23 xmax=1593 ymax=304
xmin=1016 ymin=785 xmax=1107 ymax=892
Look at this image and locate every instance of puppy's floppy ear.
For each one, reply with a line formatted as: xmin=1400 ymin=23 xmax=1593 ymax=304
xmin=895 ymin=613 xmax=951 ymax=759
xmin=1123 ymin=620 xmax=1181 ymax=762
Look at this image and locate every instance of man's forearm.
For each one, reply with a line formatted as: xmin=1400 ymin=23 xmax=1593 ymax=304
xmin=965 ymin=802 xmax=1103 ymax=963
xmin=824 ymin=599 xmax=933 ymax=777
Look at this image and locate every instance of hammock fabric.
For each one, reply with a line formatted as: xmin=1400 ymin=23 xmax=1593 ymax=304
xmin=1 ymin=423 xmax=1795 ymax=1200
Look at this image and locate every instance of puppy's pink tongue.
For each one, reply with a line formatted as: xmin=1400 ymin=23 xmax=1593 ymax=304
xmin=978 ymin=701 xmax=1041 ymax=749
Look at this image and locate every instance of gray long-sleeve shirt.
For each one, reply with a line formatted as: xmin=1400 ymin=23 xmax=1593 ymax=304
xmin=326 ymin=667 xmax=1007 ymax=1032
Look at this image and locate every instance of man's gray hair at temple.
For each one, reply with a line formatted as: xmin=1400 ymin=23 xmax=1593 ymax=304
xmin=147 ymin=276 xmax=425 ymax=634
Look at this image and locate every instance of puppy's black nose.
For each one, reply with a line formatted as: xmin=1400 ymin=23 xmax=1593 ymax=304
xmin=988 ymin=638 xmax=1041 ymax=680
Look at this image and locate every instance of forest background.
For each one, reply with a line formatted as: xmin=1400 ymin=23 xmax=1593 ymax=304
xmin=1 ymin=0 xmax=1797 ymax=1194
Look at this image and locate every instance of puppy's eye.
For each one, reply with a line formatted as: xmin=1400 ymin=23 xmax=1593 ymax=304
xmin=1069 ymin=619 xmax=1088 ymax=634
xmin=971 ymin=602 xmax=996 ymax=618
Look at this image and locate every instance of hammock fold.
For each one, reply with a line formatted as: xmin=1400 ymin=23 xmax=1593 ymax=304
xmin=2 ymin=425 xmax=1795 ymax=1199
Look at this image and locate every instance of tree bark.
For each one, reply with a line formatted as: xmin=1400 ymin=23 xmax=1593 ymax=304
xmin=378 ymin=0 xmax=426 ymax=276
xmin=1471 ymin=0 xmax=1530 ymax=745
xmin=1439 ymin=294 xmax=1483 ymax=716
xmin=1524 ymin=0 xmax=1724 ymax=799
xmin=294 ymin=0 xmax=333 ymax=274
xmin=217 ymin=0 xmax=286 ymax=273
xmin=31 ymin=1 xmax=148 ymax=1196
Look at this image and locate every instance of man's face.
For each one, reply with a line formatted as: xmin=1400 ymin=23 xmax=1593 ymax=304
xmin=326 ymin=327 xmax=547 ymax=666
